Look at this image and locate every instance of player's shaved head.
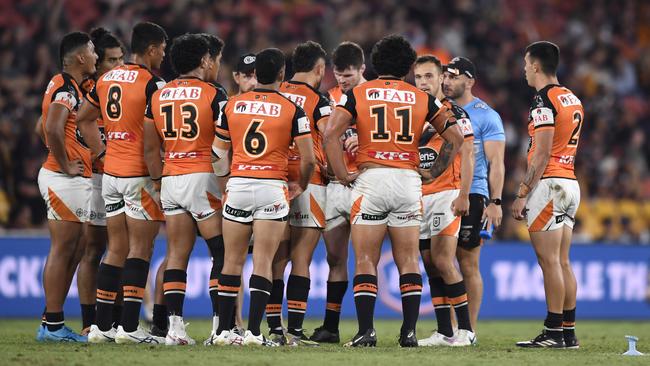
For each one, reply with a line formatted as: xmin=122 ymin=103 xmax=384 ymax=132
xmin=131 ymin=21 xmax=167 ymax=55
xmin=525 ymin=41 xmax=560 ymax=75
xmin=256 ymin=48 xmax=286 ymax=84
xmin=332 ymin=41 xmax=364 ymax=71
xmin=292 ymin=41 xmax=326 ymax=73
xmin=59 ymin=31 xmax=92 ymax=68
xmin=170 ymin=34 xmax=210 ymax=74
xmin=371 ymin=34 xmax=416 ymax=78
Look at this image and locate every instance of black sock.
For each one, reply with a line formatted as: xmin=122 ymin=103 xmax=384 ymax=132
xmin=121 ymin=258 xmax=150 ymax=332
xmin=248 ymin=274 xmax=272 ymax=336
xmin=323 ymin=281 xmax=347 ymax=333
xmin=399 ymin=273 xmax=422 ymax=334
xmin=45 ymin=311 xmax=64 ymax=331
xmin=216 ymin=274 xmax=240 ymax=334
xmin=563 ymin=308 xmax=576 ymax=338
xmin=163 ymin=269 xmax=186 ymax=317
xmin=429 ymin=277 xmax=452 ymax=337
xmin=95 ymin=263 xmax=122 ymax=331
xmin=112 ymin=305 xmax=122 ymax=328
xmin=80 ymin=304 xmax=96 ymax=330
xmin=286 ymin=275 xmax=310 ymax=336
xmin=545 ymin=311 xmax=564 ymax=337
xmin=206 ymin=236 xmax=224 ymax=317
xmin=266 ymin=279 xmax=284 ymax=334
xmin=153 ymin=304 xmax=167 ymax=331
xmin=353 ymin=274 xmax=377 ymax=335
xmin=446 ymin=280 xmax=472 ymax=332
xmin=41 ymin=307 xmax=47 ymax=327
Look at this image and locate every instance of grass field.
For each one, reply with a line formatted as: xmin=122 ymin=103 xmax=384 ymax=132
xmin=0 ymin=319 xmax=648 ymax=365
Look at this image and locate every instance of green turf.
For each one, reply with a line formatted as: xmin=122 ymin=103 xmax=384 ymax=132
xmin=0 ymin=319 xmax=648 ymax=365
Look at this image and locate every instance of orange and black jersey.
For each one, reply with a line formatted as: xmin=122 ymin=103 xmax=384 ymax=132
xmin=86 ymin=63 xmax=164 ymax=177
xmin=337 ymin=77 xmax=455 ymax=170
xmin=329 ymin=85 xmax=358 ymax=174
xmin=420 ymin=98 xmax=474 ymax=195
xmin=215 ymin=88 xmax=311 ymax=181
xmin=41 ymin=73 xmax=92 ymax=177
xmin=279 ymin=80 xmax=331 ymax=185
xmin=527 ymin=84 xmax=584 ymax=180
xmin=77 ymin=78 xmax=107 ymax=174
xmin=145 ymin=77 xmax=228 ymax=176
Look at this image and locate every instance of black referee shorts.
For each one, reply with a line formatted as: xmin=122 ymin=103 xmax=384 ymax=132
xmin=457 ymin=194 xmax=487 ymax=250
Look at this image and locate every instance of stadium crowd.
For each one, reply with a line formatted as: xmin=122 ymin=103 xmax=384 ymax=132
xmin=0 ymin=0 xmax=648 ymax=243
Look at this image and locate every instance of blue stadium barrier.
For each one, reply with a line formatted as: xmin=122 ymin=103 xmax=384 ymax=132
xmin=0 ymin=237 xmax=648 ymax=319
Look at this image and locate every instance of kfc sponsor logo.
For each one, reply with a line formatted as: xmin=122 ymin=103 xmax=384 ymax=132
xmin=366 ymin=88 xmax=416 ymax=104
xmin=107 ymin=131 xmax=135 ymax=141
xmin=369 ymin=150 xmax=416 ymax=161
xmin=166 ymin=151 xmax=204 ymax=159
xmin=236 ymin=164 xmax=276 ymax=171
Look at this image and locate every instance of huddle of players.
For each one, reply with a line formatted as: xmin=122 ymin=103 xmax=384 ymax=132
xmin=35 ymin=18 xmax=582 ymax=350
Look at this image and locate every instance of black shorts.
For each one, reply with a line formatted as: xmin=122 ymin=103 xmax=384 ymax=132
xmin=457 ymin=194 xmax=487 ymax=249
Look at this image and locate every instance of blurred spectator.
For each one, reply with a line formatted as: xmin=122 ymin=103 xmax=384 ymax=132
xmin=0 ymin=0 xmax=648 ymax=243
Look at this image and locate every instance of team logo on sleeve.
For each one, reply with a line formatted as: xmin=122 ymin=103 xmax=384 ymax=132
xmin=366 ymin=88 xmax=416 ymax=104
xmin=54 ymin=91 xmax=78 ymax=109
xmin=233 ymin=101 xmax=281 ymax=117
xmin=457 ymin=118 xmax=474 ymax=136
xmin=297 ymin=116 xmax=311 ymax=134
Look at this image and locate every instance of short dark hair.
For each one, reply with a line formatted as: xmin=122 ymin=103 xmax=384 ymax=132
xmin=199 ymin=33 xmax=224 ymax=58
xmin=131 ymin=22 xmax=167 ymax=55
xmin=59 ymin=31 xmax=91 ymax=68
xmin=170 ymin=34 xmax=209 ymax=74
xmin=332 ymin=41 xmax=364 ymax=71
xmin=90 ymin=27 xmax=123 ymax=64
xmin=371 ymin=34 xmax=416 ymax=78
xmin=415 ymin=55 xmax=442 ymax=72
xmin=292 ymin=41 xmax=326 ymax=73
xmin=525 ymin=41 xmax=560 ymax=75
xmin=256 ymin=48 xmax=285 ymax=84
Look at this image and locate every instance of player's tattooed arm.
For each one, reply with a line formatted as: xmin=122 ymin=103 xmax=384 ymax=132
xmin=429 ymin=140 xmax=454 ymax=178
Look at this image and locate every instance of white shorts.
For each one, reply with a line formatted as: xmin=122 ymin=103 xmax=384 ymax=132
xmin=325 ymin=181 xmax=353 ymax=231
xmin=420 ymin=189 xmax=461 ymax=239
xmin=88 ymin=173 xmax=106 ymax=226
xmin=161 ymin=173 xmax=222 ymax=221
xmin=223 ymin=177 xmax=289 ymax=224
xmin=526 ymin=178 xmax=580 ymax=232
xmin=102 ymin=175 xmax=164 ymax=221
xmin=350 ymin=168 xmax=422 ymax=227
xmin=289 ymin=183 xmax=326 ymax=228
xmin=38 ymin=168 xmax=92 ymax=222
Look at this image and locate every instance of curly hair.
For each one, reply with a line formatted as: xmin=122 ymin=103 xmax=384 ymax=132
xmin=370 ymin=34 xmax=416 ymax=78
xmin=169 ymin=34 xmax=209 ymax=74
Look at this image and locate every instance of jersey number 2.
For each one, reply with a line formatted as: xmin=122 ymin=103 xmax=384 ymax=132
xmin=567 ymin=111 xmax=582 ymax=147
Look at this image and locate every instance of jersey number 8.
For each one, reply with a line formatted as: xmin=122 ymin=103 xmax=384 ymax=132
xmin=106 ymin=84 xmax=122 ymax=121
